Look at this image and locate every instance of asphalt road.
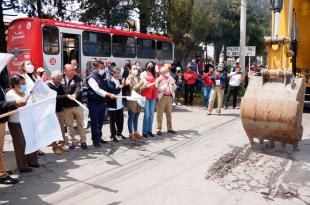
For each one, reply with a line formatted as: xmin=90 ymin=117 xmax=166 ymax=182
xmin=0 ymin=106 xmax=309 ymax=205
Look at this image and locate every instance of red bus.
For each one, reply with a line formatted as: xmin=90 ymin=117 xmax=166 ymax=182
xmin=7 ymin=18 xmax=174 ymax=76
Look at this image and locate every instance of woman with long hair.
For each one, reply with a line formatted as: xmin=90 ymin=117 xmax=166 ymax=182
xmin=140 ymin=61 xmax=161 ymax=138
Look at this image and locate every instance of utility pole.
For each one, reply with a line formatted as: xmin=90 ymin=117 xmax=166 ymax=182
xmin=240 ymin=0 xmax=246 ymax=74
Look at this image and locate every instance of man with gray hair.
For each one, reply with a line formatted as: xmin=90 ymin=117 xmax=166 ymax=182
xmin=62 ymin=64 xmax=87 ymax=150
xmin=47 ymin=70 xmax=70 ymax=155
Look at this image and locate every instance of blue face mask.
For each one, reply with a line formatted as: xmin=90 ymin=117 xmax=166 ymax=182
xmin=19 ymin=85 xmax=27 ymax=94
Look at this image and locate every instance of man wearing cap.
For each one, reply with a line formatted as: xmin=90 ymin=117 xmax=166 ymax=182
xmin=156 ymin=64 xmax=177 ymax=135
xmin=37 ymin=67 xmax=47 ymax=81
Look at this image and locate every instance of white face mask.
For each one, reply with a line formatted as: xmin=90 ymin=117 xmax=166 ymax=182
xmin=98 ymin=69 xmax=105 ymax=76
xmin=132 ymin=70 xmax=139 ymax=77
xmin=25 ymin=64 xmax=34 ymax=74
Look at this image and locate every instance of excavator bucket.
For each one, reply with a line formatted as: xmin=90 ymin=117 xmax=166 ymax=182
xmin=240 ymin=69 xmax=305 ymax=150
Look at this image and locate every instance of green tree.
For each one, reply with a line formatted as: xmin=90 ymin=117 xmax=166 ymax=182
xmin=21 ymin=0 xmax=76 ymax=20
xmin=79 ymin=0 xmax=134 ymax=28
xmin=0 ymin=0 xmax=19 ymax=53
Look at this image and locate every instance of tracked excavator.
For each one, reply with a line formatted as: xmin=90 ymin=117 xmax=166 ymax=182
xmin=240 ymin=0 xmax=310 ymax=150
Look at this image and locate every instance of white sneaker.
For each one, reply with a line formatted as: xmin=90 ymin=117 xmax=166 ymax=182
xmin=172 ymin=103 xmax=176 ymax=106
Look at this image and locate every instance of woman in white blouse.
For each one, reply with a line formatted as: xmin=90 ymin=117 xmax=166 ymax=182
xmin=5 ymin=75 xmax=38 ymax=173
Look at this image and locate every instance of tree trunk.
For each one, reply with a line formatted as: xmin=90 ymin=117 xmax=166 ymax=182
xmin=57 ymin=0 xmax=65 ymax=20
xmin=214 ymin=43 xmax=222 ymax=65
xmin=223 ymin=46 xmax=227 ymax=61
xmin=0 ymin=0 xmax=7 ymax=53
xmin=138 ymin=0 xmax=151 ymax=33
xmin=37 ymin=0 xmax=42 ymax=18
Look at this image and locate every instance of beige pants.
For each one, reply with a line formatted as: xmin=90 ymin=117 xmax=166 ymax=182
xmin=157 ymin=96 xmax=173 ymax=132
xmin=0 ymin=123 xmax=8 ymax=178
xmin=208 ymin=86 xmax=224 ymax=113
xmin=57 ymin=111 xmax=66 ymax=142
xmin=63 ymin=106 xmax=86 ymax=143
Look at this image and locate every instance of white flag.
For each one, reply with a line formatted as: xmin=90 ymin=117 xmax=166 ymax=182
xmin=0 ymin=53 xmax=14 ymax=73
xmin=19 ymin=97 xmax=63 ymax=154
xmin=127 ymin=90 xmax=146 ymax=108
xmin=29 ymin=78 xmax=57 ymax=102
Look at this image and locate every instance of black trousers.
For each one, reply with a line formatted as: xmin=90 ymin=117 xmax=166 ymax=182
xmin=226 ymin=85 xmax=239 ymax=108
xmin=109 ymin=108 xmax=124 ymax=137
xmin=184 ymin=84 xmax=194 ymax=105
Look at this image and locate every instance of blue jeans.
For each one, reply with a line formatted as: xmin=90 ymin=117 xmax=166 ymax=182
xmin=143 ymin=99 xmax=156 ymax=134
xmin=204 ymin=86 xmax=212 ymax=107
xmin=88 ymin=102 xmax=106 ymax=143
xmin=128 ymin=110 xmax=140 ymax=134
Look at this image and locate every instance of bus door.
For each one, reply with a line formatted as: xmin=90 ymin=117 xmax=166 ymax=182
xmin=61 ymin=33 xmax=81 ymax=73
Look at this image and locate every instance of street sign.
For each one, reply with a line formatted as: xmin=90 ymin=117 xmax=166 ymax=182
xmin=226 ymin=46 xmax=256 ymax=57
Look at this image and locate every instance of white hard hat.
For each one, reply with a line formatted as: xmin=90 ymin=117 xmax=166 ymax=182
xmin=37 ymin=67 xmax=45 ymax=73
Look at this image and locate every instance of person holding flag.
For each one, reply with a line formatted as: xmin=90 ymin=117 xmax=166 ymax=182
xmin=156 ymin=64 xmax=177 ymax=136
xmin=62 ymin=64 xmax=87 ymax=150
xmin=6 ymin=75 xmax=39 ymax=173
xmin=126 ymin=65 xmax=144 ymax=141
xmin=86 ymin=60 xmax=116 ymax=148
xmin=0 ymin=53 xmax=26 ymax=184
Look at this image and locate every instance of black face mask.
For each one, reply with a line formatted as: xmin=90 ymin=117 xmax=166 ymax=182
xmin=147 ymin=66 xmax=155 ymax=72
xmin=126 ymin=63 xmax=131 ymax=67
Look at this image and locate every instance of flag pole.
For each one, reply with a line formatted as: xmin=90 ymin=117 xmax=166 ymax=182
xmin=0 ymin=110 xmax=18 ymax=119
xmin=0 ymin=92 xmax=33 ymax=119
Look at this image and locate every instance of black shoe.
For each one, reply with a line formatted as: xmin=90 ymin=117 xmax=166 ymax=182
xmin=19 ymin=167 xmax=33 ymax=173
xmin=81 ymin=142 xmax=88 ymax=150
xmin=69 ymin=143 xmax=75 ymax=150
xmin=37 ymin=150 xmax=45 ymax=156
xmin=29 ymin=164 xmax=40 ymax=168
xmin=7 ymin=170 xmax=13 ymax=175
xmin=148 ymin=132 xmax=155 ymax=137
xmin=168 ymin=130 xmax=177 ymax=134
xmin=93 ymin=142 xmax=102 ymax=148
xmin=118 ymin=135 xmax=127 ymax=140
xmin=142 ymin=134 xmax=148 ymax=138
xmin=98 ymin=138 xmax=108 ymax=144
xmin=157 ymin=131 xmax=162 ymax=136
xmin=111 ymin=136 xmax=119 ymax=143
xmin=0 ymin=176 xmax=19 ymax=185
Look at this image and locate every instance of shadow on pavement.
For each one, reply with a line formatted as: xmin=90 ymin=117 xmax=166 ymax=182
xmin=0 ymin=149 xmax=119 ymax=205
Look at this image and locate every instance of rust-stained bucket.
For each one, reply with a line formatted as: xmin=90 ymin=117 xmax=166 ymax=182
xmin=240 ymin=69 xmax=305 ymax=150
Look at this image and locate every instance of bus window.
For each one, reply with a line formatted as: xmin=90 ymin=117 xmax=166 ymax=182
xmin=137 ymin=38 xmax=156 ymax=59
xmin=156 ymin=41 xmax=173 ymax=60
xmin=112 ymin=35 xmax=136 ymax=58
xmin=43 ymin=26 xmax=59 ymax=55
xmin=82 ymin=31 xmax=111 ymax=57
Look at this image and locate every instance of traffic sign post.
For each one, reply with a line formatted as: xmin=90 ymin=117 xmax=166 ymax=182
xmin=226 ymin=46 xmax=256 ymax=57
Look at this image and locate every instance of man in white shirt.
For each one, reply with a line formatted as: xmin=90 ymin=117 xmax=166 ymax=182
xmin=225 ymin=66 xmax=243 ymax=109
xmin=86 ymin=60 xmax=116 ymax=148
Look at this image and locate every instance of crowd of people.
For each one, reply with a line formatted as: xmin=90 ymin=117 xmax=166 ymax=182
xmin=0 ymin=56 xmax=264 ymax=185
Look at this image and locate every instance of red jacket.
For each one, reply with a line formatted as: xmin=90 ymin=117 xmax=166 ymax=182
xmin=202 ymin=73 xmax=213 ymax=87
xmin=184 ymin=70 xmax=198 ymax=85
xmin=141 ymin=73 xmax=158 ymax=100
